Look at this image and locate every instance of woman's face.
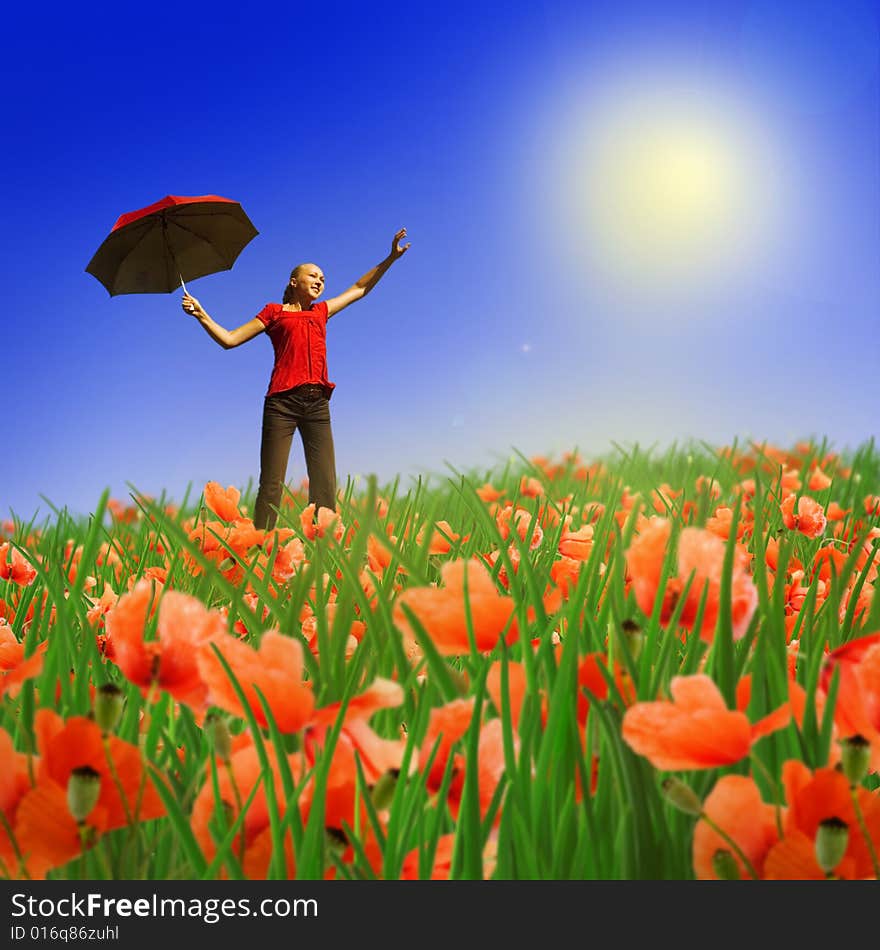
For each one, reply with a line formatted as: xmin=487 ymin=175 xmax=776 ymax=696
xmin=291 ymin=264 xmax=325 ymax=301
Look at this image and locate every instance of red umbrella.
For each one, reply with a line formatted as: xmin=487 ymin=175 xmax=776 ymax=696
xmin=85 ymin=194 xmax=258 ymax=296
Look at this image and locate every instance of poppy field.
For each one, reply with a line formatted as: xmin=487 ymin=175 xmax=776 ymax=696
xmin=2 ymin=439 xmax=880 ymax=881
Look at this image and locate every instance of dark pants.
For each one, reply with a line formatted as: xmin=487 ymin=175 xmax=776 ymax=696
xmin=253 ymin=385 xmax=337 ymax=530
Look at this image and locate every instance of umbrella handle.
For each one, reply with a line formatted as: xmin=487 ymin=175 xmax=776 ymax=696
xmin=179 ymin=273 xmax=197 ymax=315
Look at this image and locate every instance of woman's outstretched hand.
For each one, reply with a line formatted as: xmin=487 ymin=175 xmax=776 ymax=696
xmin=182 ymin=293 xmax=205 ymax=318
xmin=390 ymin=227 xmax=411 ymax=261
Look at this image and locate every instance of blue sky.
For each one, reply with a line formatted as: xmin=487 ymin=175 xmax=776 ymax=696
xmin=2 ymin=0 xmax=878 ymax=520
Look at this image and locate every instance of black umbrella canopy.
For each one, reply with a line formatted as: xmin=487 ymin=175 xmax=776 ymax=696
xmin=85 ymin=194 xmax=259 ymax=296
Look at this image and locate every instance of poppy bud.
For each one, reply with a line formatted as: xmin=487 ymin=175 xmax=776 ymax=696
xmin=325 ymin=827 xmax=349 ymax=860
xmin=712 ymin=849 xmax=741 ymax=880
xmin=449 ymin=667 xmax=470 ymax=696
xmin=660 ymin=777 xmax=703 ymax=816
xmin=371 ymin=769 xmax=399 ymax=811
xmin=67 ymin=766 xmax=101 ymax=824
xmin=840 ymin=735 xmax=870 ymax=787
xmin=209 ymin=799 xmax=236 ymax=839
xmin=204 ymin=711 xmax=232 ymax=762
xmin=621 ymin=618 xmax=644 ymax=662
xmin=815 ymin=817 xmax=849 ymax=874
xmin=94 ymin=683 xmax=125 ymax=734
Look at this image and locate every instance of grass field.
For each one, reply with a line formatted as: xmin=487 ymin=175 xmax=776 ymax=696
xmin=2 ymin=438 xmax=879 ymax=880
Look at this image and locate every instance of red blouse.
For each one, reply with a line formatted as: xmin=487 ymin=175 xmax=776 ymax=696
xmin=255 ymin=301 xmax=335 ymax=398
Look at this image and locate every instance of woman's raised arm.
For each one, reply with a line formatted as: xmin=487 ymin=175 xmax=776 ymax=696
xmin=182 ymin=294 xmax=265 ymax=349
xmin=324 ymin=227 xmax=411 ymax=319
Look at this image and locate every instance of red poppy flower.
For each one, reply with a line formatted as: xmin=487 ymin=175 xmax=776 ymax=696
xmin=519 ymin=476 xmax=544 ymax=498
xmin=476 ymin=483 xmax=504 ymax=503
xmin=0 ymin=622 xmax=46 ymax=700
xmin=300 ymin=602 xmax=365 ymax=661
xmin=705 ymin=507 xmax=747 ymax=542
xmin=394 ymin=558 xmax=518 ymax=656
xmin=547 ymin=555 xmax=585 ymax=600
xmin=0 ymin=728 xmax=32 ymax=878
xmin=203 ymin=481 xmax=244 ymax=522
xmin=299 ymin=505 xmax=345 ymax=542
xmin=495 ymin=505 xmax=543 ymax=549
xmin=821 ymin=632 xmax=880 ymax=772
xmin=13 ymin=710 xmax=165 ymax=879
xmin=807 ymin=468 xmax=832 ymax=491
xmin=446 ymin=719 xmax=507 ymax=824
xmin=298 ymin=679 xmax=406 ymax=839
xmin=400 ymin=833 xmax=497 ymax=880
xmin=198 ymin=631 xmax=315 ymax=733
xmin=577 ymin=651 xmax=636 ymax=725
xmin=32 ymin=710 xmax=165 ymax=828
xmin=651 ymin=483 xmax=682 ymax=514
xmin=190 ymin=743 xmax=299 ymax=879
xmin=692 ymin=775 xmax=779 ymax=879
xmin=558 ymin=525 xmax=594 ymax=561
xmin=401 ymin=833 xmax=458 ymax=880
xmin=781 ymin=494 xmax=827 ymax=539
xmin=622 ymin=675 xmax=790 ymax=771
xmin=764 ymin=761 xmax=880 ymax=879
xmin=416 ymin=520 xmax=461 ymax=555
xmin=418 ymin=698 xmax=476 ymax=793
xmin=0 ymin=542 xmax=37 ymax=586
xmin=14 ymin=783 xmax=109 ymax=880
xmin=107 ymin=581 xmax=226 ymax=712
xmin=486 ymin=660 xmax=529 ymax=730
xmin=626 ymin=519 xmax=758 ymax=643
xmin=367 ymin=533 xmax=396 ymax=573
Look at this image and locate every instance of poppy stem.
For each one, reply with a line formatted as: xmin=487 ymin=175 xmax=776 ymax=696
xmin=749 ymin=753 xmax=784 ymax=838
xmin=0 ymin=811 xmax=30 ymax=880
xmin=95 ymin=837 xmax=115 ymax=880
xmin=102 ymin=736 xmax=135 ymax=828
xmin=76 ymin=823 xmax=95 ymax=877
xmin=104 ymin=728 xmax=148 ymax=875
xmin=849 ymin=785 xmax=880 ymax=879
xmin=224 ymin=760 xmax=246 ymax=866
xmin=698 ymin=813 xmax=761 ymax=880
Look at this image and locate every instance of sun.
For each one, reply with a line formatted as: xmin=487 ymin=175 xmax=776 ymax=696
xmin=582 ymin=110 xmax=751 ymax=286
xmin=548 ymin=78 xmax=784 ymax=301
xmin=600 ymin=120 xmax=739 ymax=248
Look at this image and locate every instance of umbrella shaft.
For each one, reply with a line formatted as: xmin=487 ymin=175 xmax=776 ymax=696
xmin=162 ymin=215 xmax=187 ymax=294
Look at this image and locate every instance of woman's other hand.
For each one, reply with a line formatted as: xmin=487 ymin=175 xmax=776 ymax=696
xmin=390 ymin=227 xmax=411 ymax=261
xmin=182 ymin=294 xmax=204 ymax=317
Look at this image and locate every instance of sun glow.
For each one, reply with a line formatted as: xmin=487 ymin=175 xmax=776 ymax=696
xmin=591 ymin=116 xmax=743 ymax=268
xmin=544 ymin=70 xmax=791 ymax=308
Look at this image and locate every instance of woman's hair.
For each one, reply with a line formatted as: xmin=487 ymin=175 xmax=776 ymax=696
xmin=282 ymin=264 xmax=304 ymax=304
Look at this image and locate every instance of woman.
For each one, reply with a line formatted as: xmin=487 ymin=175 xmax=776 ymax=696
xmin=182 ymin=228 xmax=410 ymax=530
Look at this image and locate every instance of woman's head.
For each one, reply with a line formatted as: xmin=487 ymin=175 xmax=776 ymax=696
xmin=283 ymin=263 xmax=325 ymax=305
